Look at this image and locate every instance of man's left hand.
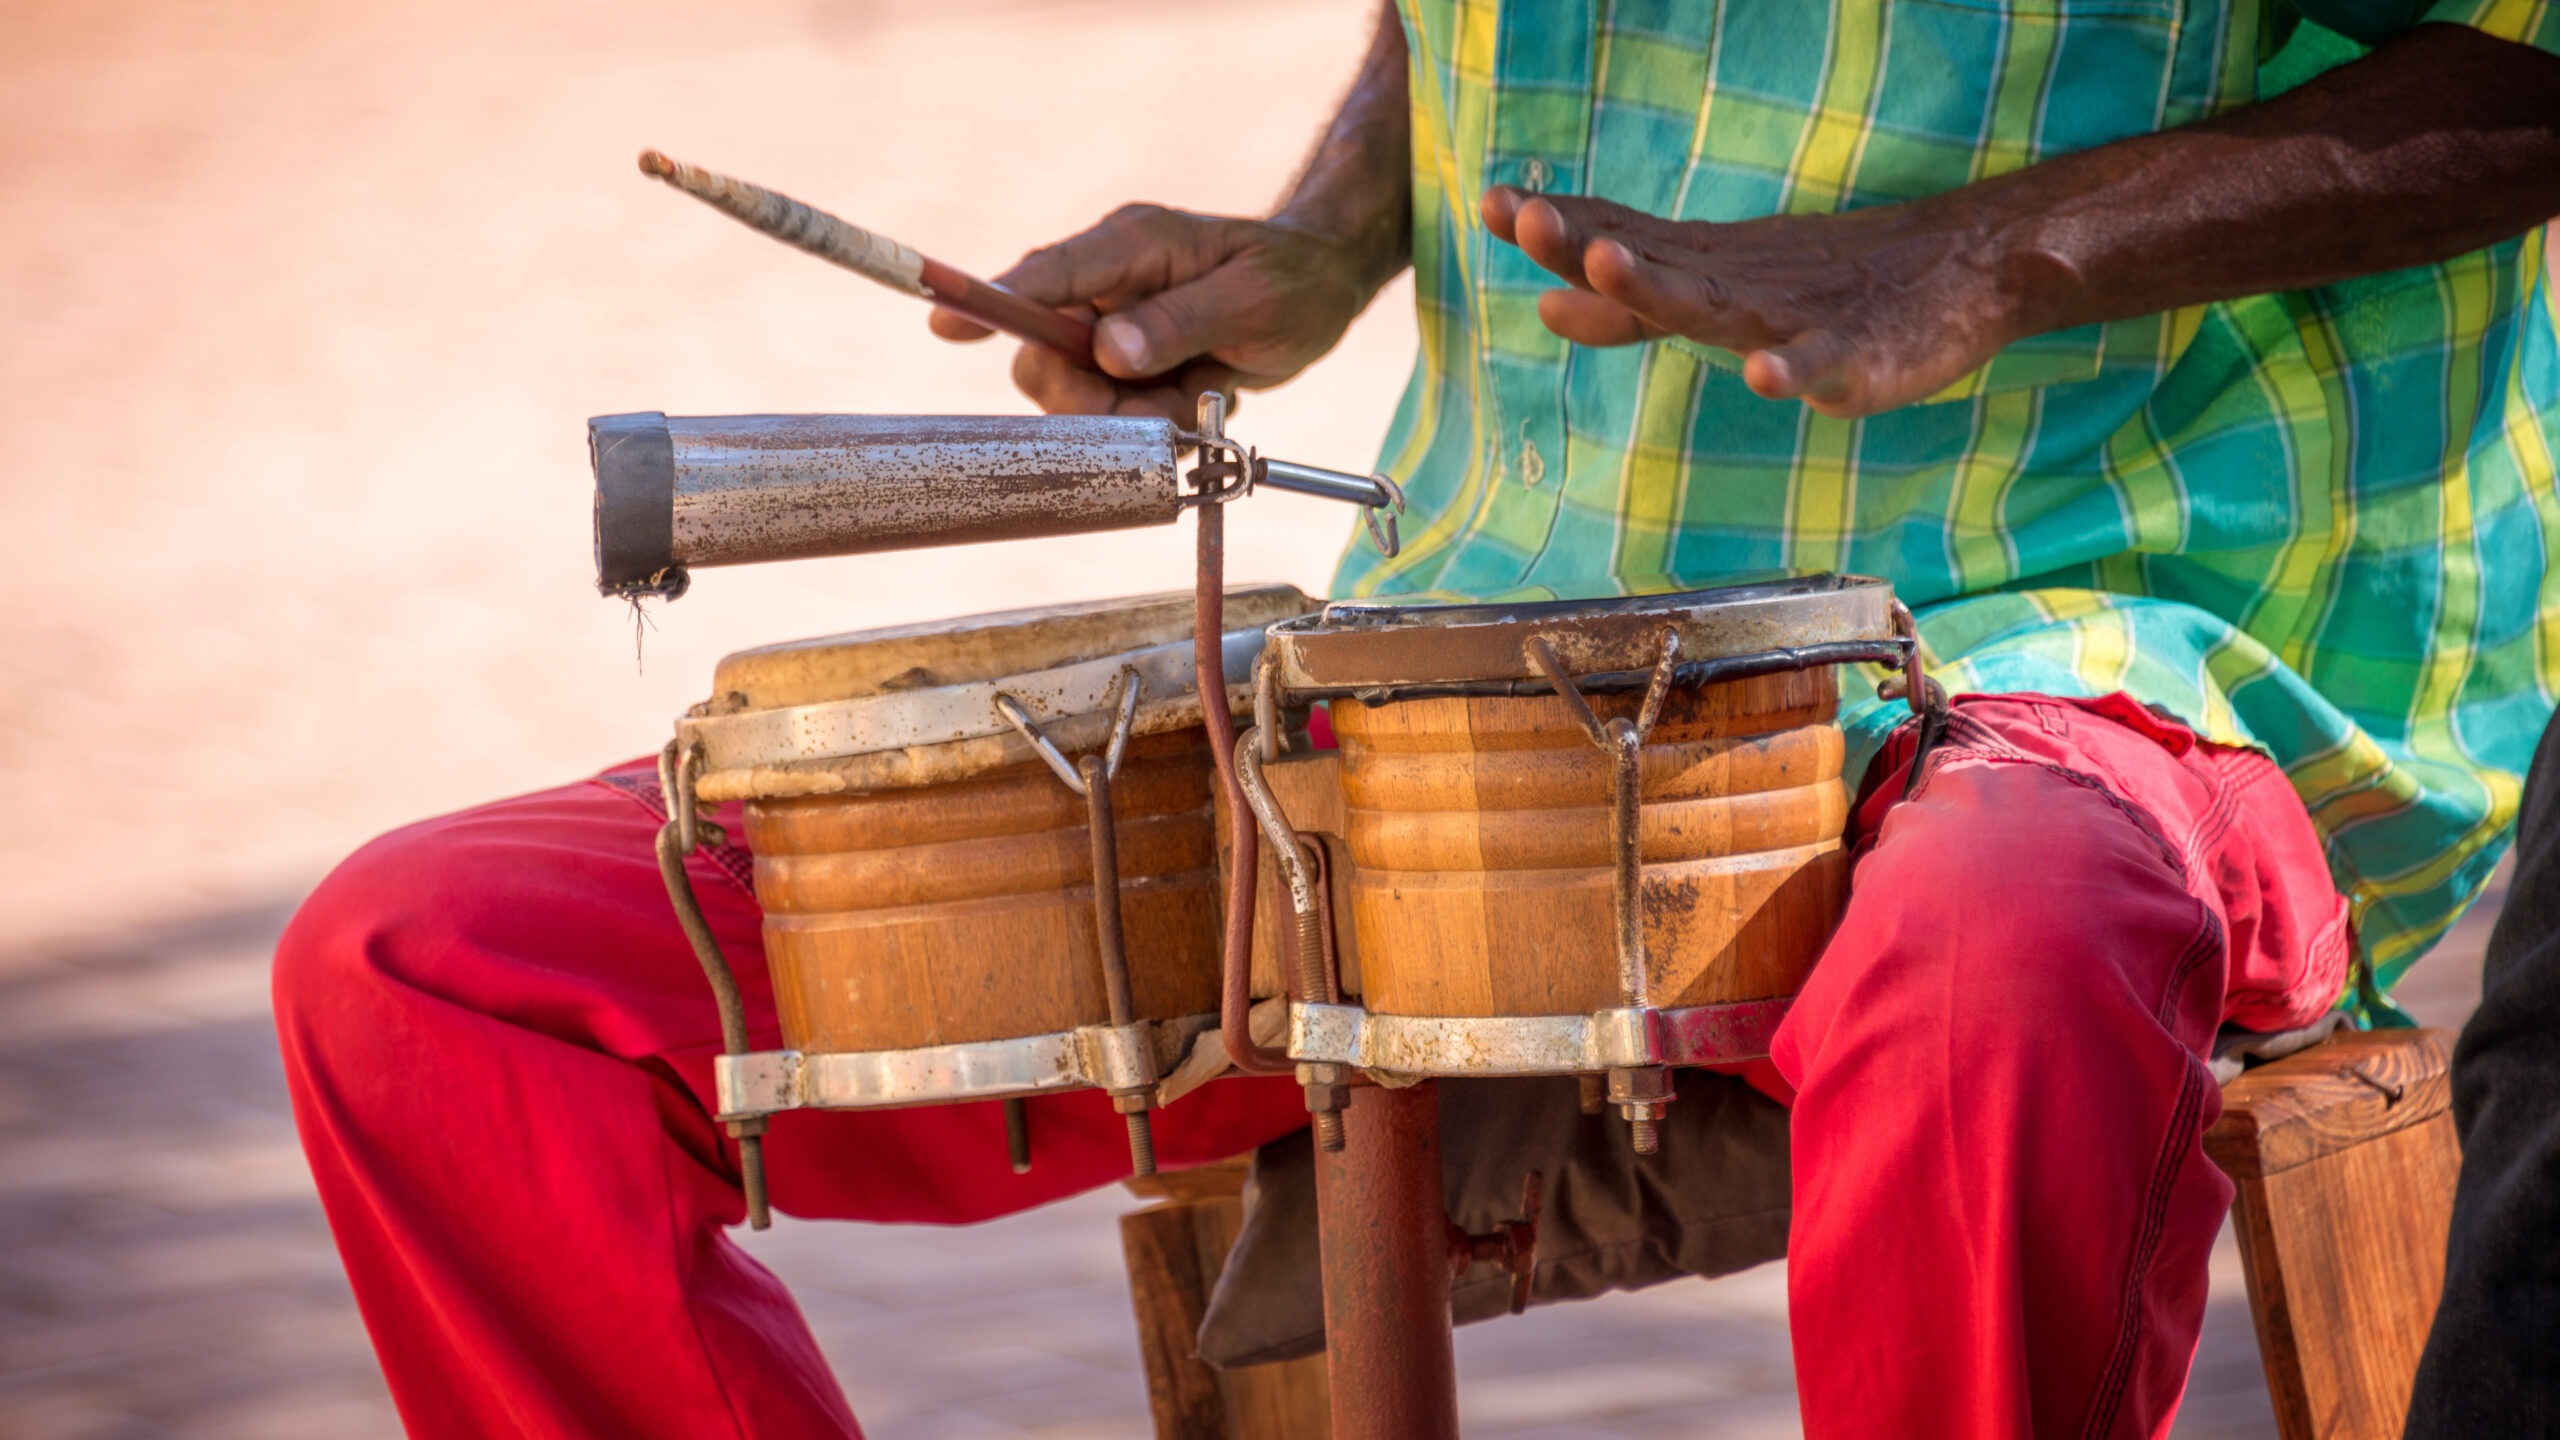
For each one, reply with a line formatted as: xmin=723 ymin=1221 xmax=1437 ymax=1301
xmin=1484 ymin=185 xmax=2033 ymax=418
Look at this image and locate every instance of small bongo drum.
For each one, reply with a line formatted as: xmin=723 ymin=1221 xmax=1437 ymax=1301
xmin=1250 ymin=575 xmax=1909 ymax=1146
xmin=656 ymin=585 xmax=1311 ymax=1199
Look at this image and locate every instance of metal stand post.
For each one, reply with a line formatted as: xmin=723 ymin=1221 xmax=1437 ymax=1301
xmin=1316 ymin=1081 xmax=1462 ymax=1440
xmin=1184 ymin=387 xmax=1450 ymax=1433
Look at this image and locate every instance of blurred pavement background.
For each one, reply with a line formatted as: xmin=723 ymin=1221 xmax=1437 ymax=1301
xmin=0 ymin=1 xmax=2519 ymax=1435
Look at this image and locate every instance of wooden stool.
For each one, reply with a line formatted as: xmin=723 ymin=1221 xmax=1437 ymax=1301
xmin=1120 ymin=1028 xmax=2458 ymax=1440
xmin=2206 ymin=1026 xmax=2457 ymax=1440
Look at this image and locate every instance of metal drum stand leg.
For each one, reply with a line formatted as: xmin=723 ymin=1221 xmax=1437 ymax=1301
xmin=996 ymin=668 xmax=1162 ymax=1177
xmin=655 ymin=739 xmax=775 ymax=1228
xmin=1186 ymin=392 xmax=1459 ymax=1440
xmin=1316 ymin=1081 xmax=1461 ymax=1440
xmin=1241 ymin=723 xmax=1460 ymax=1438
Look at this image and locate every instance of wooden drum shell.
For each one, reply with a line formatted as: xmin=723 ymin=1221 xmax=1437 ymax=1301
xmin=742 ymin=729 xmax=1221 ymax=1054
xmin=1327 ymin=666 xmax=1849 ymax=1018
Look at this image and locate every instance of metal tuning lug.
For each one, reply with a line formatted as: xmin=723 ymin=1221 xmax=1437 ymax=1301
xmin=1527 ymin=629 xmax=1688 ymax=1154
xmin=1237 ymin=722 xmax=1350 ymax=1152
xmin=994 ymin=668 xmax=1161 ymax=1177
xmin=655 ymin=739 xmax=772 ymax=1228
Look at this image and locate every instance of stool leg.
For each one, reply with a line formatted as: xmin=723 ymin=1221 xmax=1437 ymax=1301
xmin=1122 ymin=1177 xmax=1331 ymax=1440
xmin=1124 ymin=1200 xmax=1233 ymax=1438
xmin=2226 ymin=1114 xmax=2460 ymax=1440
xmin=2209 ymin=1029 xmax=2461 ymax=1440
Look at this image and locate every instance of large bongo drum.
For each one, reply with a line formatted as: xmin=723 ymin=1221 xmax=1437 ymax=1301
xmin=1248 ymin=575 xmax=1909 ymax=1145
xmin=656 ymin=585 xmax=1312 ymax=1200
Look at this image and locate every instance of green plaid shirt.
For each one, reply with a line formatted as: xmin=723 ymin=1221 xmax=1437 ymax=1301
xmin=1333 ymin=0 xmax=2560 ymax=1013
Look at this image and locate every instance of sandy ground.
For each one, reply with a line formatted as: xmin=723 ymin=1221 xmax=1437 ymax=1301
xmin=0 ymin=2 xmax=2530 ymax=1435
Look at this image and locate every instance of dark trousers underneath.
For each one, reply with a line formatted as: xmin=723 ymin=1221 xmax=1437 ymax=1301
xmin=2405 ymin=714 xmax=2560 ymax=1438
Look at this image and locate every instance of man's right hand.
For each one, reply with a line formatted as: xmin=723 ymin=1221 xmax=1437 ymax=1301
xmin=928 ymin=202 xmax=1384 ymax=423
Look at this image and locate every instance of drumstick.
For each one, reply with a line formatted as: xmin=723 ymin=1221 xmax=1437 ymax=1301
xmin=637 ymin=149 xmax=1102 ymax=370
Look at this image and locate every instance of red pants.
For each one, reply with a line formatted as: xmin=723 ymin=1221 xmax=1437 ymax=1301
xmin=274 ymin=694 xmax=2347 ymax=1439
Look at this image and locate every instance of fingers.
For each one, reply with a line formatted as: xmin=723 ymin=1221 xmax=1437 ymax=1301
xmin=1487 ymin=191 xmax=1611 ymax=287
xmin=1586 ymin=237 xmax=1763 ymax=347
xmin=1084 ymin=264 xmax=1270 ymax=380
xmin=1010 ymin=344 xmax=1126 ymax=414
xmin=1491 ymin=187 xmax=1727 ymax=352
xmin=1512 ymin=198 xmax=1595 ymax=288
xmin=931 ymin=204 xmax=1217 ymax=355
xmin=1513 ymin=228 xmax=1735 ymax=350
xmin=936 ymin=199 xmax=1356 ymax=409
xmin=928 ymin=305 xmax=995 ymax=342
xmin=1485 ymin=183 xmax=1933 ymax=416
xmin=1536 ymin=288 xmax=1657 ymax=347
xmin=1011 ymin=343 xmax=1240 ymax=424
xmin=1744 ymin=330 xmax=1857 ymax=408
xmin=969 ymin=203 xmax=1282 ymax=382
xmin=1547 ymin=237 xmax=1871 ymax=406
xmin=1485 ymin=186 xmax=1683 ymax=252
xmin=992 ymin=202 xmax=1209 ymax=311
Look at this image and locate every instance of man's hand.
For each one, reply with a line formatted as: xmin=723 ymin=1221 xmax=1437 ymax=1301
xmin=932 ymin=1 xmax=1410 ymax=422
xmin=1484 ymin=186 xmax=2028 ymax=419
xmin=1486 ymin=24 xmax=2560 ymax=422
xmin=928 ymin=206 xmax=1386 ymax=422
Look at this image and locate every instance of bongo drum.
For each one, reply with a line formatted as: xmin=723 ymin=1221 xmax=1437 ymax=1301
xmin=1248 ymin=575 xmax=1909 ymax=1145
xmin=659 ymin=585 xmax=1311 ymax=1181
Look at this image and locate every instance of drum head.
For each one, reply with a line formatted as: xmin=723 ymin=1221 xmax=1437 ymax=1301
xmin=1269 ymin=574 xmax=1897 ymax=694
xmin=684 ymin=584 xmax=1311 ymax=799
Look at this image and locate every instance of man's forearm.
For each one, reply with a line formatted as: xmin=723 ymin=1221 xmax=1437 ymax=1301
xmin=1994 ymin=24 xmax=2560 ymax=338
xmin=1272 ymin=0 xmax=1412 ymax=304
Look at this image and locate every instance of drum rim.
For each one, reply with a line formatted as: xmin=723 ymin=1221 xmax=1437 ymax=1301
xmin=677 ymin=624 xmax=1270 ymax=786
xmin=1268 ymin=572 xmax=1899 ymax=695
xmin=714 ymin=1011 xmax=1219 ymax=1117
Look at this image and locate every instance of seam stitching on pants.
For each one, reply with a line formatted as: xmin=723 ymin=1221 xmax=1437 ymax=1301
xmin=1889 ymin=712 xmax=2019 ymax=807
xmin=2154 ymin=902 xmax=2225 ymax=1031
xmin=587 ymin=773 xmax=759 ymax=897
xmin=1939 ymin=708 xmax=2233 ymax=888
xmin=2079 ymin=972 xmax=2218 ymax=1440
xmin=1948 ymin=711 xmax=2030 ymax=760
xmin=1884 ymin=709 xmax=2031 ymax=799
xmin=2183 ymin=762 xmax=2245 ymax=882
xmin=1908 ymin=750 xmax=2191 ymax=885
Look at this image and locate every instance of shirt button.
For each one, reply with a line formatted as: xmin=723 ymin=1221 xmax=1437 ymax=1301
xmin=1522 ymin=157 xmax=1552 ymax=193
xmin=1518 ymin=436 xmax=1547 ymax=488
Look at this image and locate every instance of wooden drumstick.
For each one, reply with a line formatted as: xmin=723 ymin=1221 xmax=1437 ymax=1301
xmin=637 ymin=149 xmax=1102 ymax=370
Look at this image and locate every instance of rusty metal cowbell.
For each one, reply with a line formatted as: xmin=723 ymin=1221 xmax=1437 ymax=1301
xmin=591 ymin=412 xmax=1184 ymax=596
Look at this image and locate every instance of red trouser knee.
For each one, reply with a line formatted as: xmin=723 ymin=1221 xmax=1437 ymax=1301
xmin=272 ymin=765 xmax=1310 ymax=1439
xmin=1774 ymin=695 xmax=2346 ymax=1440
xmin=278 ymin=694 xmax=2346 ymax=1439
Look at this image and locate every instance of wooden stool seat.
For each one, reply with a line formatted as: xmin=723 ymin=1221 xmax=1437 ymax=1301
xmin=1118 ymin=1027 xmax=2458 ymax=1440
